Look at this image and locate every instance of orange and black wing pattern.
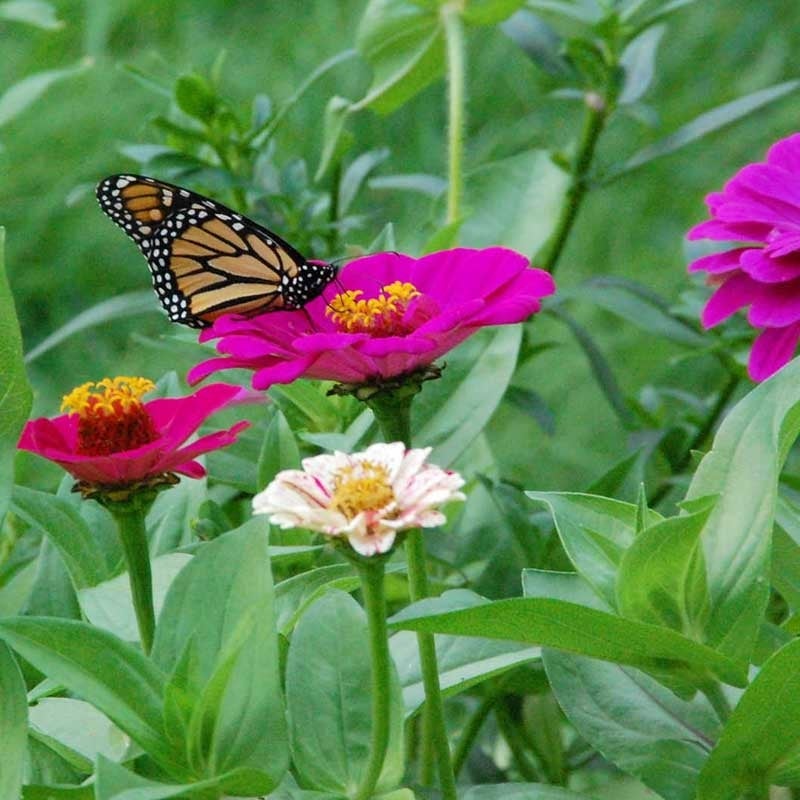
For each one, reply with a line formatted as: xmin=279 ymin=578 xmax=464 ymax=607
xmin=96 ymin=174 xmax=336 ymax=328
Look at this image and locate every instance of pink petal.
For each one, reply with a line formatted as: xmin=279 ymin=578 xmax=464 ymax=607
xmin=293 ymin=332 xmax=370 ymax=355
xmin=767 ymin=134 xmax=800 ymax=172
xmin=739 ymin=249 xmax=800 ymax=283
xmin=748 ymin=279 xmax=800 ymax=326
xmin=701 ymin=273 xmax=757 ymax=327
xmin=748 ymin=323 xmax=800 ymax=381
xmin=160 ymin=420 xmax=250 ymax=472
xmin=687 ymin=248 xmax=748 ymax=274
xmin=687 ymin=218 xmax=769 ymax=243
xmin=252 ymin=356 xmax=316 ymax=390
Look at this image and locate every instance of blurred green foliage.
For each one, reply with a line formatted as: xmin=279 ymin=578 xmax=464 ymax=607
xmin=4 ymin=0 xmax=800 ymax=495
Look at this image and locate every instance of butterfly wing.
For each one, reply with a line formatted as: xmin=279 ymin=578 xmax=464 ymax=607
xmin=96 ymin=174 xmax=334 ymax=328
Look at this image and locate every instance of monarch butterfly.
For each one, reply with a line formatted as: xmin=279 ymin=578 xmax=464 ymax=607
xmin=96 ymin=174 xmax=336 ymax=328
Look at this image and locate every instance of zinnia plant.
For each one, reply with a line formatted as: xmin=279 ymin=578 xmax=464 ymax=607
xmin=688 ymin=131 xmax=800 ymax=381
xmin=18 ymin=377 xmax=249 ymax=653
xmin=255 ymin=442 xmax=464 ymax=800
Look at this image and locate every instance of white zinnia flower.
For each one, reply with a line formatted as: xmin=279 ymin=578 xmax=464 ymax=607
xmin=252 ymin=442 xmax=466 ymax=556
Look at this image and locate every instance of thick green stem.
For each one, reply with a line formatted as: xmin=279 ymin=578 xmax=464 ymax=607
xmin=365 ymin=392 xmax=413 ymax=445
xmin=111 ymin=502 xmax=155 ymax=655
xmin=442 ymin=2 xmax=466 ymax=226
xmin=536 ymin=95 xmax=607 ymax=273
xmin=368 ymin=391 xmax=457 ymax=800
xmin=452 ymin=694 xmax=495 ymax=777
xmin=353 ymin=559 xmax=393 ymax=800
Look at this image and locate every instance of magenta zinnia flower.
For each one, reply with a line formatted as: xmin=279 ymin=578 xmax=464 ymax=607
xmin=254 ymin=442 xmax=465 ymax=556
xmin=18 ymin=377 xmax=249 ymax=494
xmin=687 ymin=132 xmax=800 ymax=381
xmin=187 ymin=247 xmax=555 ymax=390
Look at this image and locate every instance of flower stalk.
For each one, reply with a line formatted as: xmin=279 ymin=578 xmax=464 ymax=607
xmin=353 ymin=557 xmax=393 ymax=800
xmin=536 ymin=93 xmax=608 ymax=273
xmin=367 ymin=391 xmax=458 ymax=800
xmin=107 ymin=496 xmax=156 ymax=655
xmin=442 ymin=1 xmax=466 ymax=226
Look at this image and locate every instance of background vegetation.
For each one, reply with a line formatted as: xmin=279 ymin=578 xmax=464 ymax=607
xmin=6 ymin=0 xmax=800 ymax=493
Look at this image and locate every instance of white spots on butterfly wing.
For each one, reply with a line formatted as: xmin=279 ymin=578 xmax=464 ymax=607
xmin=116 ymin=178 xmax=130 ymax=188
xmin=232 ymin=222 xmax=244 ymax=231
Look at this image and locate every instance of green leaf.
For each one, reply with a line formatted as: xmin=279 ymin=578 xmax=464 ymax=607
xmin=354 ymin=0 xmax=444 ymax=115
xmin=315 ymin=96 xmax=355 ymax=181
xmin=11 ymin=486 xmax=112 ymax=589
xmin=0 ymin=0 xmax=62 ymax=29
xmin=389 ymin=591 xmax=747 ymax=686
xmin=339 ymin=148 xmax=390 ymax=215
xmin=462 ymin=784 xmax=601 ymax=800
xmin=0 ymin=618 xmax=178 ymax=770
xmin=29 ymin=698 xmax=127 ymax=765
xmin=685 ymin=355 xmax=800 ymax=663
xmin=151 ymin=523 xmax=288 ymax=791
xmin=23 ymin=538 xmax=81 ymax=619
xmin=545 ymin=649 xmax=718 ymax=800
xmin=618 ymin=24 xmax=665 ymax=105
xmin=0 ymin=230 xmax=32 ymax=529
xmin=563 ymin=276 xmax=705 ymax=347
xmin=0 ymin=59 xmax=91 ymax=128
xmin=94 ymin=756 xmax=222 ymax=800
xmin=527 ymin=492 xmax=662 ymax=608
xmin=500 ymin=10 xmax=573 ymax=76
xmin=257 ymin=409 xmax=301 ymax=490
xmin=608 ymin=79 xmax=800 ymax=182
xmin=413 ymin=325 xmax=522 ymax=467
xmin=697 ymin=639 xmax=800 ymax=799
xmin=462 ymin=0 xmax=525 ymax=26
xmin=391 ymin=631 xmax=540 ymax=717
xmin=79 ymin=553 xmax=192 ymax=642
xmin=173 ymin=73 xmax=217 ymax=123
xmin=286 ymin=591 xmax=404 ymax=795
xmin=547 ymin=307 xmax=634 ymax=428
xmin=522 ymin=568 xmax=609 ymax=611
xmin=616 ymin=505 xmax=710 ymax=636
xmin=24 ymin=290 xmax=157 ymax=363
xmin=0 ymin=642 xmax=27 ymax=800
xmin=459 ymin=149 xmax=570 ymax=256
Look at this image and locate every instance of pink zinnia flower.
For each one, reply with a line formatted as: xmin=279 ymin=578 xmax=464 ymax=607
xmin=688 ymin=132 xmax=800 ymax=381
xmin=187 ymin=247 xmax=555 ymax=390
xmin=253 ymin=442 xmax=466 ymax=556
xmin=18 ymin=377 xmax=249 ymax=494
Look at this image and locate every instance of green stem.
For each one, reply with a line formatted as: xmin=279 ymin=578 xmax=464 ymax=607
xmin=495 ymin=700 xmax=540 ymax=782
xmin=364 ymin=392 xmax=413 ymax=445
xmin=353 ymin=559 xmax=393 ymax=800
xmin=701 ymin=681 xmax=732 ymax=724
xmin=452 ymin=694 xmax=496 ymax=778
xmin=536 ymin=94 xmax=608 ymax=273
xmin=442 ymin=2 xmax=466 ymax=226
xmin=110 ymin=502 xmax=155 ymax=655
xmin=406 ymin=532 xmax=458 ymax=799
xmin=649 ymin=372 xmax=740 ymax=507
xmin=367 ymin=391 xmax=457 ymax=800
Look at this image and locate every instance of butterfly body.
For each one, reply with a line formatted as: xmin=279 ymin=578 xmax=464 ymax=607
xmin=96 ymin=174 xmax=336 ymax=328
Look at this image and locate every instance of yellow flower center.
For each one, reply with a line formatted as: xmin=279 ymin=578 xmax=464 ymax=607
xmin=326 ymin=281 xmax=421 ymax=336
xmin=330 ymin=461 xmax=396 ymax=520
xmin=61 ymin=377 xmax=159 ymax=456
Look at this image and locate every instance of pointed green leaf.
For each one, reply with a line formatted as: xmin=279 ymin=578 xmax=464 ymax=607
xmin=0 ymin=229 xmax=32 ymax=528
xmin=0 ymin=642 xmax=27 ymax=800
xmin=697 ymin=639 xmax=800 ymax=799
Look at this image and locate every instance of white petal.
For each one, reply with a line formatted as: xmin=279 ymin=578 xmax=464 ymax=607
xmin=392 ymin=447 xmax=432 ymax=490
xmin=347 ymin=525 xmax=397 ymax=557
xmin=358 ymin=441 xmax=406 ymax=480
